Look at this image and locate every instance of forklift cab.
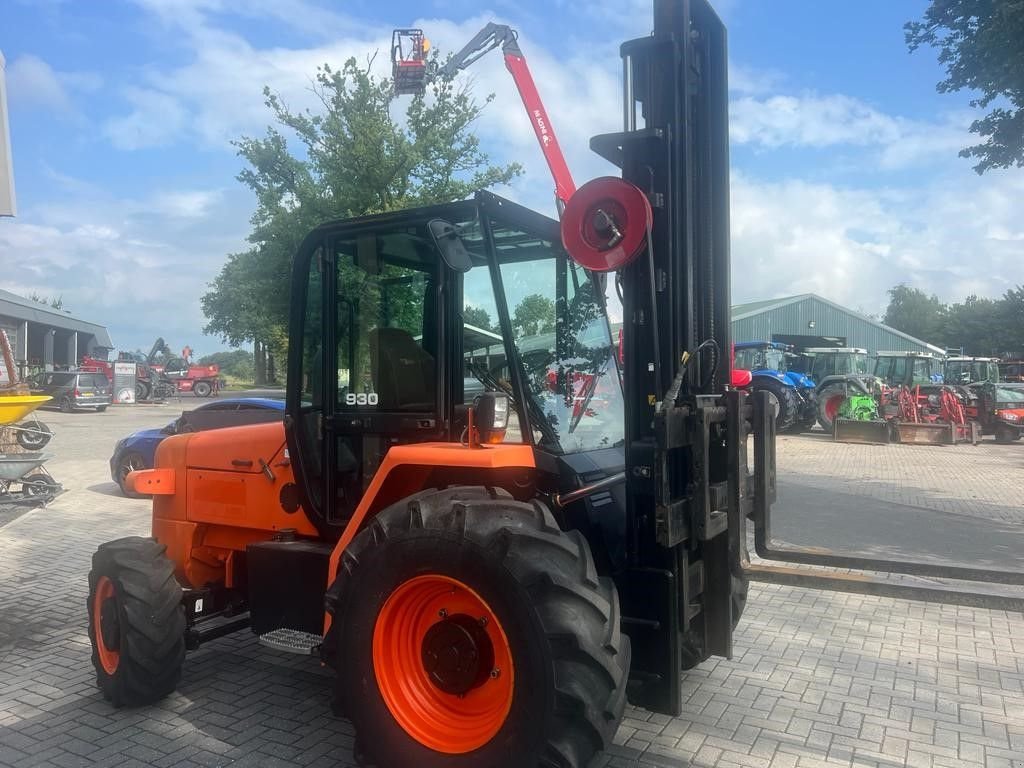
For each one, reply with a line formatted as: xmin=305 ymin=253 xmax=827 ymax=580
xmin=286 ymin=191 xmax=627 ymax=533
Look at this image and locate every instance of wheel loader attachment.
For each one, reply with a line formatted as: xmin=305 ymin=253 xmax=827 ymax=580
xmin=833 ymin=418 xmax=891 ymax=445
xmin=891 ymin=419 xmax=954 ymax=445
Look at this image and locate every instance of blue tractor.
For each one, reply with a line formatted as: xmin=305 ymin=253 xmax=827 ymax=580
xmin=733 ymin=341 xmax=817 ymax=432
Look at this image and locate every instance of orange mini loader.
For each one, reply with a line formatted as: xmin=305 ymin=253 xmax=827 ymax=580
xmin=86 ymin=2 xmax=776 ymax=766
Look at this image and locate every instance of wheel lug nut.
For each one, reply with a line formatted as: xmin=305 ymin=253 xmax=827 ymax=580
xmin=490 ymin=668 xmax=500 ymax=679
xmin=478 ymin=616 xmax=488 ymax=626
xmin=438 ymin=608 xmax=448 ymax=618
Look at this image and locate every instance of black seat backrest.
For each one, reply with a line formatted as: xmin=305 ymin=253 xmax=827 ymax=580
xmin=369 ymin=328 xmax=436 ymax=410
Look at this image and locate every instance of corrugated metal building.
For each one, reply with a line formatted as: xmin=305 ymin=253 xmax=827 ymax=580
xmin=731 ymin=293 xmax=943 ymax=354
xmin=0 ymin=289 xmax=113 ymax=376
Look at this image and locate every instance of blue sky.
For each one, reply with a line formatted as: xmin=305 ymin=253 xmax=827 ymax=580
xmin=2 ymin=0 xmax=1021 ymax=355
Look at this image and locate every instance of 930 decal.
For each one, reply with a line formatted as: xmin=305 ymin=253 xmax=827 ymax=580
xmin=344 ymin=392 xmax=379 ymax=406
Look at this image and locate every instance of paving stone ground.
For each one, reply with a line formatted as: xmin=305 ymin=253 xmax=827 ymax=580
xmin=1 ymin=406 xmax=1021 ymax=768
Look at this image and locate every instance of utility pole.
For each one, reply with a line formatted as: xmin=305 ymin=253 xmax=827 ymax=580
xmin=0 ymin=50 xmax=16 ymax=217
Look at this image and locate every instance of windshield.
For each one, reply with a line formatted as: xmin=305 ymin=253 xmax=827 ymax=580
xmin=846 ymin=354 xmax=870 ymax=375
xmin=734 ymin=347 xmax=786 ymax=371
xmin=488 ymin=221 xmax=624 ymax=454
xmin=946 ymin=361 xmax=998 ymax=383
xmin=995 ymin=387 xmax=1024 ymax=404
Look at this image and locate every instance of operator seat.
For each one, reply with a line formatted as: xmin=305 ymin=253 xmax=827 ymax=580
xmin=369 ymin=327 xmax=436 ymax=411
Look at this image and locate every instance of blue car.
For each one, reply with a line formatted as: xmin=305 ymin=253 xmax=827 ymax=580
xmin=110 ymin=397 xmax=284 ymax=497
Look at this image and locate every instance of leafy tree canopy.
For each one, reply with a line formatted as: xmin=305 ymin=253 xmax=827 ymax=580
xmin=883 ymin=283 xmax=1024 ymax=356
xmin=198 ymin=349 xmax=255 ymax=381
xmin=906 ymin=0 xmax=1024 ymax=173
xmin=883 ymin=284 xmax=947 ymax=342
xmin=201 ymin=53 xmax=522 ymax=370
xmin=513 ymin=294 xmax=556 ymax=337
xmin=463 ymin=306 xmax=496 ymax=332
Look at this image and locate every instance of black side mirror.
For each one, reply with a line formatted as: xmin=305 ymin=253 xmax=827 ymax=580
xmin=472 ymin=392 xmax=510 ymax=445
xmin=428 ymin=219 xmax=472 ymax=273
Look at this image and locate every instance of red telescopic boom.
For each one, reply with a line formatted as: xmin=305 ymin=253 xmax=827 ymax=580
xmin=392 ymin=23 xmax=576 ymax=208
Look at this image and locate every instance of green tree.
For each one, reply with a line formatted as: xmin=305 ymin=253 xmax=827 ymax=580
xmin=943 ymin=294 xmax=1003 ymax=355
xmin=198 ymin=350 xmax=256 ymax=381
xmin=202 ymin=54 xmax=521 ymax=381
xmin=883 ymin=284 xmax=947 ymax=342
xmin=998 ymin=286 xmax=1024 ymax=357
xmin=906 ymin=1 xmax=1024 ymax=173
xmin=513 ymin=294 xmax=556 ymax=337
xmin=463 ymin=305 xmax=495 ymax=331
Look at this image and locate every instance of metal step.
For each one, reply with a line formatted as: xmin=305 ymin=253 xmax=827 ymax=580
xmin=257 ymin=628 xmax=322 ymax=655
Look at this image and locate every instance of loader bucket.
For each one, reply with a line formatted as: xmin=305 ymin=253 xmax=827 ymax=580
xmin=892 ymin=420 xmax=954 ymax=445
xmin=833 ymin=418 xmax=890 ymax=445
xmin=954 ymin=421 xmax=981 ymax=445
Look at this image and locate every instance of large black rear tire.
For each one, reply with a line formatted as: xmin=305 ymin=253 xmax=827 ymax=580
xmin=325 ymin=486 xmax=630 ymax=768
xmin=753 ymin=379 xmax=798 ymax=432
xmin=816 ymin=382 xmax=848 ymax=434
xmin=87 ymin=537 xmax=185 ymax=707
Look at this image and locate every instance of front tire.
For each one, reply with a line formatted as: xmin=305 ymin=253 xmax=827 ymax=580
xmin=136 ymin=381 xmax=150 ymax=401
xmin=994 ymin=424 xmax=1020 ymax=444
xmin=192 ymin=381 xmax=212 ymax=398
xmin=59 ymin=396 xmax=73 ymax=413
xmin=325 ymin=487 xmax=630 ymax=768
xmin=87 ymin=537 xmax=185 ymax=707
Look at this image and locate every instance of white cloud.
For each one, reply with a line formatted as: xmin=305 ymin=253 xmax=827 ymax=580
xmin=5 ymin=54 xmax=102 ymax=114
xmin=103 ymin=87 xmax=188 ymax=149
xmin=730 ymin=169 xmax=1024 ymax=314
xmin=150 ymin=189 xmax=225 ymax=218
xmin=0 ymin=185 xmax=247 ymax=355
xmin=731 ymin=91 xmax=971 ymax=169
xmin=6 ymin=55 xmax=72 ymax=112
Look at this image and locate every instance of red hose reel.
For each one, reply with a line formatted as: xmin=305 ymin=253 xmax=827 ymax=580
xmin=560 ymin=177 xmax=652 ymax=273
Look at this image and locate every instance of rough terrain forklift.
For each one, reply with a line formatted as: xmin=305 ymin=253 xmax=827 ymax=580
xmin=86 ymin=2 xmax=777 ymax=766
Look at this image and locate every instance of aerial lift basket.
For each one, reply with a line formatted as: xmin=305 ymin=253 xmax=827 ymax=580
xmin=391 ymin=29 xmax=430 ymax=96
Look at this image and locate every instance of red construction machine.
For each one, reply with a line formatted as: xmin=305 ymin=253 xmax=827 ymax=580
xmin=392 ymin=22 xmax=576 ymax=209
xmin=81 ymin=339 xmax=221 ymax=399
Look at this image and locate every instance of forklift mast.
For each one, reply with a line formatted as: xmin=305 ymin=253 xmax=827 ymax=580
xmin=565 ymin=0 xmax=746 ymax=712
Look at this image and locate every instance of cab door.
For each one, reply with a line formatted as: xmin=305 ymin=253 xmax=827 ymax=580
xmin=286 ymin=227 xmax=449 ymax=533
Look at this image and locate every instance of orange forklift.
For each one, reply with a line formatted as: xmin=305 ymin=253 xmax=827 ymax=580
xmin=87 ymin=2 xmax=777 ymax=766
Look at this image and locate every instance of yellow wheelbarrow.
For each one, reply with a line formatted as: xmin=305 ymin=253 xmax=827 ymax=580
xmin=0 ymin=394 xmax=54 ymax=450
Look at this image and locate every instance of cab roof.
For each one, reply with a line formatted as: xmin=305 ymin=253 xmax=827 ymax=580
xmin=803 ymin=347 xmax=868 ymax=354
xmin=876 ymin=350 xmax=939 ymax=358
xmin=734 ymin=341 xmax=789 ymax=350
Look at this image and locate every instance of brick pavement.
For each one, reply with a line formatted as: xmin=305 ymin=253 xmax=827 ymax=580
xmin=773 ymin=431 xmax=1024 ymax=525
xmin=0 ymin=408 xmax=1021 ymax=768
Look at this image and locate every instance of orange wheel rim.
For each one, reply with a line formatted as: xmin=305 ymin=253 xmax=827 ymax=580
xmin=372 ymin=574 xmax=514 ymax=754
xmin=93 ymin=576 xmax=120 ymax=674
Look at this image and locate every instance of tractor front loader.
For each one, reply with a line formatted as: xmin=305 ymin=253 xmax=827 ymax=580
xmin=86 ymin=3 xmax=777 ymax=767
